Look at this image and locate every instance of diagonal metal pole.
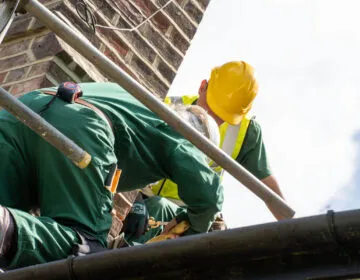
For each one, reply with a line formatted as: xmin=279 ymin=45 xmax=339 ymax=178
xmin=21 ymin=0 xmax=295 ymax=219
xmin=0 ymin=0 xmax=20 ymax=44
xmin=0 ymin=87 xmax=91 ymax=168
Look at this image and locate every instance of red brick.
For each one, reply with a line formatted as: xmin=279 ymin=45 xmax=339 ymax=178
xmin=10 ymin=76 xmax=45 ymax=97
xmin=157 ymin=61 xmax=176 ymax=83
xmin=91 ymin=0 xmax=117 ymax=22
xmin=30 ymin=18 xmax=46 ymax=31
xmin=162 ymin=2 xmax=196 ymax=39
xmin=47 ymin=62 xmax=75 ymax=84
xmin=40 ymin=77 xmax=55 ymax=88
xmin=5 ymin=16 xmax=33 ymax=38
xmin=133 ymin=0 xmax=156 ymax=16
xmin=103 ymin=48 xmax=137 ymax=80
xmin=198 ymin=0 xmax=210 ymax=9
xmin=0 ymin=73 xmax=7 ymax=84
xmin=0 ymin=54 xmax=30 ymax=72
xmin=170 ymin=28 xmax=190 ymax=54
xmin=151 ymin=13 xmax=171 ymax=33
xmin=97 ymin=28 xmax=129 ymax=58
xmin=31 ymin=33 xmax=63 ymax=60
xmin=130 ymin=56 xmax=167 ymax=97
xmin=133 ymin=0 xmax=170 ymax=32
xmin=113 ymin=17 xmax=157 ymax=63
xmin=39 ymin=0 xmax=55 ymax=4
xmin=139 ymin=23 xmax=182 ymax=68
xmin=0 ymin=39 xmax=31 ymax=59
xmin=175 ymin=0 xmax=187 ymax=6
xmin=57 ymin=4 xmax=100 ymax=48
xmin=5 ymin=67 xmax=29 ymax=83
xmin=113 ymin=191 xmax=138 ymax=217
xmin=184 ymin=0 xmax=204 ymax=24
xmin=27 ymin=62 xmax=51 ymax=78
xmin=111 ymin=0 xmax=144 ymax=26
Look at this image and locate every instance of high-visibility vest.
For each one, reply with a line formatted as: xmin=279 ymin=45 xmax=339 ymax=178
xmin=151 ymin=95 xmax=252 ymax=200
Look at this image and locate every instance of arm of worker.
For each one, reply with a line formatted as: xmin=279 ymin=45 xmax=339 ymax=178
xmin=261 ymin=175 xmax=287 ymax=220
xmin=166 ymin=142 xmax=224 ymax=234
xmin=238 ymin=119 xmax=288 ymax=221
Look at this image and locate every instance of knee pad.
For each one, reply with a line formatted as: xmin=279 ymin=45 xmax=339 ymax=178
xmin=0 ymin=206 xmax=15 ymax=257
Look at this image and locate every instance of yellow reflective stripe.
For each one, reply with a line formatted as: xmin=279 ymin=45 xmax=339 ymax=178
xmin=164 ymin=96 xmax=172 ymax=105
xmin=151 ymin=179 xmax=165 ymax=195
xmin=209 ymin=115 xmax=252 ymax=172
xmin=214 ymin=165 xmax=223 ymax=173
xmin=181 ymin=95 xmax=199 ymax=105
xmin=164 ymin=95 xmax=198 ymax=106
xmin=151 ymin=178 xmax=180 ymax=200
xmin=231 ymin=115 xmax=251 ymax=160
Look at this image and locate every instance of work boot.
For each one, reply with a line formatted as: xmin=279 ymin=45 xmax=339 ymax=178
xmin=0 ymin=206 xmax=15 ymax=259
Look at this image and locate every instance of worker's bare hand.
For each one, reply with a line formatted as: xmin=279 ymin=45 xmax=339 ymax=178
xmin=161 ymin=217 xmax=190 ymax=238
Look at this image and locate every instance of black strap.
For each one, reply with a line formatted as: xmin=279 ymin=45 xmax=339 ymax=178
xmin=156 ymin=179 xmax=167 ymax=195
xmin=39 ymin=94 xmax=58 ymax=114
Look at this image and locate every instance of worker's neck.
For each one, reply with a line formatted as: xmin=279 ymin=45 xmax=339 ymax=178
xmin=210 ymin=112 xmax=224 ymax=126
xmin=196 ymin=98 xmax=224 ymax=126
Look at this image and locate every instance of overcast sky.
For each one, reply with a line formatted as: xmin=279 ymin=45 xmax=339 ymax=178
xmin=169 ymin=0 xmax=360 ymax=228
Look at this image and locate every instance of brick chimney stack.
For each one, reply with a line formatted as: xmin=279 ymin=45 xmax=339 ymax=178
xmin=0 ymin=0 xmax=210 ymax=98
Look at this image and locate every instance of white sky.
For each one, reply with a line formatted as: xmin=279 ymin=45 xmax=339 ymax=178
xmin=168 ymin=0 xmax=360 ymax=228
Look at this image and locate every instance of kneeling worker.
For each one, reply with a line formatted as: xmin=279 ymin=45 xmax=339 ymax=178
xmin=0 ymin=82 xmax=223 ymax=269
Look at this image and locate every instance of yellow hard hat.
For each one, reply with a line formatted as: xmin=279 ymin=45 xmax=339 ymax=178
xmin=206 ymin=61 xmax=258 ymax=125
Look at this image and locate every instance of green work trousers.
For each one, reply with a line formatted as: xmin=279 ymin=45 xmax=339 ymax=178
xmin=0 ymin=91 xmax=116 ymax=269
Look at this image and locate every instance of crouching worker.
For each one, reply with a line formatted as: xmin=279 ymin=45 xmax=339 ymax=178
xmin=123 ymin=104 xmax=222 ymax=244
xmin=0 ymin=82 xmax=223 ymax=269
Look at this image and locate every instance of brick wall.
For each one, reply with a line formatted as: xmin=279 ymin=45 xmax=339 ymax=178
xmin=0 ymin=0 xmax=210 ymax=98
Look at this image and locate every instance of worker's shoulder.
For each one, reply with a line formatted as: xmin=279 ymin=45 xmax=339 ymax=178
xmin=79 ymin=82 xmax=129 ymax=98
xmin=157 ymin=123 xmax=203 ymax=154
xmin=79 ymin=82 xmax=148 ymax=109
xmin=246 ymin=116 xmax=264 ymax=141
xmin=170 ymin=138 xmax=208 ymax=166
xmin=165 ymin=95 xmax=199 ymax=105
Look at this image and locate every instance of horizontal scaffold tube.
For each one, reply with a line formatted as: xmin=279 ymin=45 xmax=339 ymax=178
xmin=3 ymin=209 xmax=360 ymax=279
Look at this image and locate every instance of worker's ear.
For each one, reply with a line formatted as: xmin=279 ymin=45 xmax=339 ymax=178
xmin=198 ymin=79 xmax=208 ymax=96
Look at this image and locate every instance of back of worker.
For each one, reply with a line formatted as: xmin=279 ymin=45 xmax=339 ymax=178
xmin=0 ymin=82 xmax=223 ymax=269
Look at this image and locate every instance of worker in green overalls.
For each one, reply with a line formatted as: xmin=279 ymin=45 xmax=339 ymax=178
xmin=127 ymin=61 xmax=286 ymax=244
xmin=0 ymin=82 xmax=223 ymax=269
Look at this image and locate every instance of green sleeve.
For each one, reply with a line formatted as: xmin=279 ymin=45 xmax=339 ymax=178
xmin=237 ymin=119 xmax=272 ymax=179
xmin=167 ymin=142 xmax=224 ymax=233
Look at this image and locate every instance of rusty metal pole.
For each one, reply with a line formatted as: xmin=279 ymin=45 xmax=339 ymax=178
xmin=21 ymin=0 xmax=295 ymax=218
xmin=0 ymin=87 xmax=91 ymax=168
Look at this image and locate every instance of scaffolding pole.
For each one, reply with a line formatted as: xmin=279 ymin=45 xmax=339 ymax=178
xmin=20 ymin=0 xmax=295 ymax=219
xmin=0 ymin=0 xmax=20 ymax=44
xmin=0 ymin=87 xmax=91 ymax=168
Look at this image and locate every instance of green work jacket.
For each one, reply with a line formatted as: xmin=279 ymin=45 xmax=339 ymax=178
xmin=80 ymin=83 xmax=223 ymax=233
xmin=151 ymin=95 xmax=272 ymax=201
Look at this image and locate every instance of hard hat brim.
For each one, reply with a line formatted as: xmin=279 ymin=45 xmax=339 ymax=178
xmin=206 ymin=91 xmax=243 ymax=125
